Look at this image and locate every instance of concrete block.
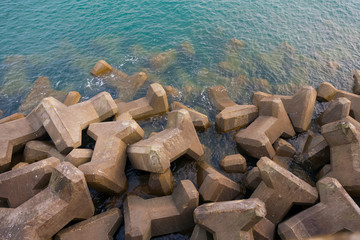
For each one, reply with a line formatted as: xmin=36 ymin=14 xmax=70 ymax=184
xmin=149 ymin=168 xmax=174 ymax=196
xmin=317 ymin=97 xmax=350 ymax=126
xmin=24 ymin=140 xmax=65 ymax=163
xmin=79 ymin=119 xmax=144 ymax=194
xmin=316 ymin=82 xmax=337 ymax=102
xmin=208 ymin=85 xmax=237 ymax=111
xmin=273 ymin=139 xmax=296 ymax=158
xmin=190 ymin=225 xmax=212 ymax=240
xmin=55 ymin=208 xmax=122 ymax=240
xmin=235 ymin=98 xmax=295 ymax=159
xmin=90 ymin=60 xmax=113 ymax=76
xmin=0 ymin=113 xmax=25 ymax=124
xmin=197 ymin=161 xmax=243 ymax=202
xmin=0 ymin=157 xmax=60 ymax=208
xmin=64 ymin=149 xmax=93 ymax=167
xmin=63 ymin=91 xmax=82 ymax=106
xmin=0 ymin=162 xmax=94 ymax=240
xmin=300 ymin=134 xmax=330 ymax=171
xmin=193 ymin=198 xmax=266 ymax=240
xmin=245 ymin=167 xmax=262 ymax=191
xmin=171 ymin=101 xmax=210 ymax=131
xmin=278 ymin=177 xmax=360 ymax=239
xmin=353 ymin=69 xmax=360 ymax=94
xmin=250 ymin=157 xmax=318 ymax=223
xmin=253 ymin=218 xmax=275 ymax=240
xmin=124 ymin=180 xmax=199 ymax=240
xmin=220 ymin=154 xmax=247 ymax=173
xmin=34 ymin=91 xmax=117 ymax=154
xmin=11 ymin=162 xmax=29 ymax=170
xmin=128 ymin=109 xmax=204 ymax=173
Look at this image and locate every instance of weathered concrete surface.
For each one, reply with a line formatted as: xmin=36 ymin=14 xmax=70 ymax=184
xmin=64 ymin=149 xmax=93 ymax=167
xmin=253 ymin=217 xmax=275 ymax=240
xmin=0 ymin=111 xmax=45 ymax=172
xmin=305 ymin=232 xmax=360 ymax=240
xmin=321 ymin=117 xmax=360 ymax=196
xmin=278 ymin=177 xmax=360 ymax=239
xmin=63 ymin=91 xmax=82 ymax=106
xmin=235 ymin=98 xmax=295 ymax=159
xmin=128 ymin=109 xmax=204 ymax=173
xmin=220 ymin=154 xmax=247 ymax=173
xmin=299 ymin=134 xmax=330 ymax=171
xmin=273 ymin=139 xmax=296 ymax=158
xmin=34 ymin=92 xmax=118 ymax=154
xmin=197 ymin=161 xmax=242 ymax=202
xmin=149 ymin=168 xmax=174 ymax=196
xmin=91 ymin=60 xmax=148 ymax=101
xmin=171 ymin=101 xmax=210 ymax=131
xmin=79 ymin=119 xmax=144 ymax=194
xmin=193 ymin=198 xmax=266 ymax=240
xmin=11 ymin=162 xmax=29 ymax=170
xmin=245 ymin=167 xmax=262 ymax=191
xmin=251 ymin=157 xmax=318 ymax=224
xmin=55 ymin=208 xmax=122 ymax=240
xmin=317 ymin=82 xmax=360 ymax=122
xmin=124 ymin=180 xmax=199 ymax=240
xmin=208 ymin=85 xmax=237 ymax=111
xmin=316 ymin=164 xmax=331 ymax=180
xmin=115 ymin=83 xmax=169 ymax=121
xmin=19 ymin=76 xmax=68 ymax=113
xmin=0 ymin=162 xmax=94 ymax=240
xmin=0 ymin=157 xmax=60 ymax=208
xmin=252 ymin=86 xmax=317 ymax=132
xmin=24 ymin=140 xmax=65 ymax=163
xmin=190 ymin=225 xmax=212 ymax=240
xmin=353 ymin=69 xmax=360 ymax=94
xmin=0 ymin=113 xmax=25 ymax=124
xmin=216 ymin=104 xmax=258 ymax=133
xmin=317 ymin=97 xmax=350 ymax=126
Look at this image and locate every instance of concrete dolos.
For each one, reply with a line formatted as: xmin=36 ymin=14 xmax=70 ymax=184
xmin=0 ymin=162 xmax=94 ymax=240
xmin=250 ymin=157 xmax=318 ymax=224
xmin=34 ymin=92 xmax=118 ymax=154
xmin=209 ymin=85 xmax=258 ymax=133
xmin=192 ymin=199 xmax=266 ymax=240
xmin=0 ymin=157 xmax=60 ymax=208
xmin=55 ymin=208 xmax=122 ymax=240
xmin=128 ymin=109 xmax=204 ymax=173
xmin=124 ymin=180 xmax=199 ymax=240
xmin=0 ymin=111 xmax=45 ymax=172
xmin=79 ymin=119 xmax=144 ymax=194
xmin=115 ymin=83 xmax=169 ymax=121
xmin=235 ymin=97 xmax=295 ymax=159
xmin=278 ymin=177 xmax=360 ymax=239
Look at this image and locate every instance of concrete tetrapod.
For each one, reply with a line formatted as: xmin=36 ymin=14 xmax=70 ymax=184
xmin=235 ymin=97 xmax=295 ymax=159
xmin=0 ymin=113 xmax=25 ymax=124
xmin=171 ymin=101 xmax=210 ymax=131
xmin=209 ymin=85 xmax=258 ymax=133
xmin=321 ymin=117 xmax=360 ymax=197
xmin=34 ymin=91 xmax=118 ymax=154
xmin=250 ymin=157 xmax=318 ymax=224
xmin=124 ymin=180 xmax=199 ymax=240
xmin=115 ymin=83 xmax=169 ymax=121
xmin=252 ymin=86 xmax=316 ymax=132
xmin=278 ymin=177 xmax=360 ymax=239
xmin=148 ymin=168 xmax=174 ymax=196
xmin=55 ymin=208 xmax=122 ymax=240
xmin=317 ymin=97 xmax=350 ymax=126
xmin=0 ymin=162 xmax=94 ymax=240
xmin=128 ymin=109 xmax=204 ymax=173
xmin=24 ymin=140 xmax=65 ymax=163
xmin=0 ymin=157 xmax=60 ymax=208
xmin=192 ymin=199 xmax=266 ymax=240
xmin=64 ymin=149 xmax=93 ymax=167
xmin=79 ymin=119 xmax=144 ymax=194
xmin=0 ymin=111 xmax=45 ymax=172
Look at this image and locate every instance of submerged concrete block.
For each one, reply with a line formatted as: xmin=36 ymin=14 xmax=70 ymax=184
xmin=171 ymin=101 xmax=210 ymax=131
xmin=253 ymin=86 xmax=317 ymax=132
xmin=24 ymin=140 xmax=65 ymax=163
xmin=220 ymin=154 xmax=247 ymax=173
xmin=235 ymin=98 xmax=295 ymax=159
xmin=0 ymin=113 xmax=25 ymax=124
xmin=193 ymin=199 xmax=266 ymax=240
xmin=0 ymin=111 xmax=45 ymax=172
xmin=273 ymin=139 xmax=296 ymax=158
xmin=55 ymin=208 xmax=122 ymax=240
xmin=149 ymin=168 xmax=174 ymax=196
xmin=124 ymin=180 xmax=199 ymax=240
xmin=34 ymin=92 xmax=118 ymax=154
xmin=0 ymin=162 xmax=94 ymax=240
xmin=251 ymin=157 xmax=318 ymax=224
xmin=0 ymin=157 xmax=60 ymax=208
xmin=321 ymin=117 xmax=360 ymax=196
xmin=128 ymin=109 xmax=204 ymax=173
xmin=79 ymin=119 xmax=144 ymax=194
xmin=115 ymin=83 xmax=169 ymax=121
xmin=278 ymin=177 xmax=360 ymax=239
xmin=317 ymin=97 xmax=350 ymax=126
xmin=197 ymin=161 xmax=242 ymax=202
xmin=64 ymin=149 xmax=93 ymax=167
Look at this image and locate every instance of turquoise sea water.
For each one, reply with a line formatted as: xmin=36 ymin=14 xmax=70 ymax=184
xmin=1 ymin=1 xmax=360 ymax=239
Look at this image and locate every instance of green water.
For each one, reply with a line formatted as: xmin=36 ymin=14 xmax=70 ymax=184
xmin=1 ymin=1 xmax=360 ymax=239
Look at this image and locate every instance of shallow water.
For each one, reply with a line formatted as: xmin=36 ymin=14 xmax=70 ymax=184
xmin=1 ymin=0 xmax=360 ymax=239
